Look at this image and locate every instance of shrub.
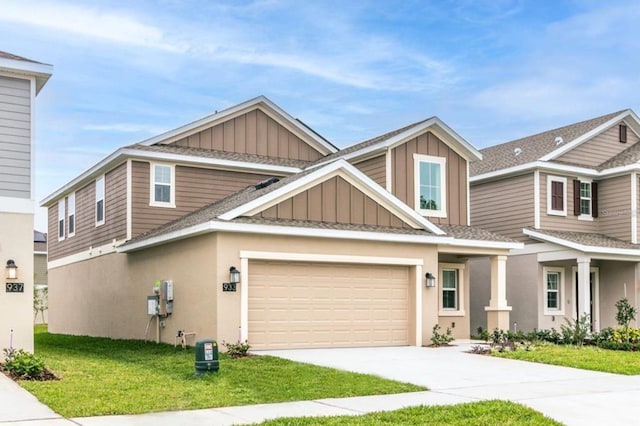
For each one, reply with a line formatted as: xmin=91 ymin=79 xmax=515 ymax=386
xmin=612 ymin=327 xmax=640 ymax=344
xmin=560 ymin=314 xmax=591 ymax=347
xmin=591 ymin=327 xmax=615 ymax=345
xmin=430 ymin=324 xmax=454 ymax=347
xmin=2 ymin=348 xmax=46 ymax=379
xmin=615 ymin=298 xmax=637 ymax=343
xmin=598 ymin=341 xmax=639 ymax=351
xmin=222 ymin=340 xmax=251 ymax=358
xmin=476 ymin=326 xmax=489 ymax=342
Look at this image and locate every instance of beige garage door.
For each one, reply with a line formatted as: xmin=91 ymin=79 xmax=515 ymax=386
xmin=249 ymin=260 xmax=410 ymax=350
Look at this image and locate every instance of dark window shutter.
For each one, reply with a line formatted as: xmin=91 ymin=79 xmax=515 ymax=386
xmin=573 ymin=179 xmax=581 ymax=216
xmin=592 ymin=182 xmax=598 ymax=218
xmin=620 ymin=124 xmax=627 ymax=143
xmin=551 ymin=181 xmax=564 ymax=211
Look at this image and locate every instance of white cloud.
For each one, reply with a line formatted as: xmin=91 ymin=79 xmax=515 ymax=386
xmin=0 ymin=1 xmax=186 ymax=52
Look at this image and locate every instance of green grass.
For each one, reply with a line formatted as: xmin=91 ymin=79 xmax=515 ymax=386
xmin=256 ymin=400 xmax=562 ymax=425
xmin=21 ymin=326 xmax=423 ymax=417
xmin=495 ymin=344 xmax=640 ymax=375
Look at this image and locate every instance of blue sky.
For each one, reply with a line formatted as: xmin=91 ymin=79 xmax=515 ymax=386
xmin=2 ymin=0 xmax=640 ymax=231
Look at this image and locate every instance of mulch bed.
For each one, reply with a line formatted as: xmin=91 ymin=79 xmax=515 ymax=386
xmin=0 ymin=365 xmax=58 ymax=381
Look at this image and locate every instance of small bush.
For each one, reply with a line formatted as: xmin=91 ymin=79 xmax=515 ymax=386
xmin=430 ymin=324 xmax=454 ymax=347
xmin=597 ymin=341 xmax=639 ymax=351
xmin=560 ymin=314 xmax=591 ymax=347
xmin=615 ymin=298 xmax=637 ymax=343
xmin=2 ymin=348 xmax=46 ymax=379
xmin=222 ymin=340 xmax=251 ymax=358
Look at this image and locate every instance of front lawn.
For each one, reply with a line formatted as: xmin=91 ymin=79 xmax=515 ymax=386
xmin=494 ymin=344 xmax=640 ymax=375
xmin=20 ymin=327 xmax=422 ymax=417
xmin=257 ymin=400 xmax=561 ymax=425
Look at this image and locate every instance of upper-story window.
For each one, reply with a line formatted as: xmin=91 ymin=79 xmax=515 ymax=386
xmin=57 ymin=199 xmax=65 ymax=241
xmin=95 ymin=175 xmax=105 ymax=226
xmin=547 ymin=176 xmax=567 ymax=216
xmin=414 ymin=154 xmax=447 ymax=218
xmin=620 ymin=124 xmax=628 ymax=143
xmin=150 ymin=163 xmax=175 ymax=208
xmin=68 ymin=192 xmax=76 ymax=237
xmin=573 ymin=179 xmax=598 ymax=220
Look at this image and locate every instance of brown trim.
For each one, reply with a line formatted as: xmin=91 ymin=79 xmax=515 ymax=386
xmin=591 ymin=181 xmax=598 ymax=218
xmin=619 ymin=124 xmax=627 ymax=143
xmin=573 ymin=179 xmax=580 ymax=216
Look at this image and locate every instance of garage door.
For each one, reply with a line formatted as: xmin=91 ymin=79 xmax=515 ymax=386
xmin=249 ymin=260 xmax=409 ymax=350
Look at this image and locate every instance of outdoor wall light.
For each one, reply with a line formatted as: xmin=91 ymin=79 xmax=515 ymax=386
xmin=229 ymin=266 xmax=240 ymax=285
xmin=6 ymin=259 xmax=18 ymax=280
xmin=425 ymin=272 xmax=436 ymax=288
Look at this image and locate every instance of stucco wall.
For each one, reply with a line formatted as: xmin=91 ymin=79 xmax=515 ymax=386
xmin=598 ymin=261 xmax=637 ymax=329
xmin=0 ymin=212 xmax=34 ymax=351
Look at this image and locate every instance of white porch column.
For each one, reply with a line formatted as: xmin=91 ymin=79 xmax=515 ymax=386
xmin=577 ymin=256 xmax=591 ymax=320
xmin=485 ymin=255 xmax=512 ymax=330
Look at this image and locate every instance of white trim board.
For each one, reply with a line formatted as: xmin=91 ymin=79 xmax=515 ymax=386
xmin=48 ymin=239 xmax=126 ymax=269
xmin=524 ymin=228 xmax=640 ymax=258
xmin=238 ymin=251 xmax=424 ymax=347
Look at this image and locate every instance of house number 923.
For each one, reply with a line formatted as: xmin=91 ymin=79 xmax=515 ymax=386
xmin=5 ymin=283 xmax=24 ymax=293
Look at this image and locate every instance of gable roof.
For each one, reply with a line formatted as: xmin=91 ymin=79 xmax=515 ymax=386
xmin=0 ymin=50 xmax=52 ymax=94
xmin=138 ymin=95 xmax=338 ymax=155
xmin=312 ymin=116 xmax=482 ymax=168
xmin=471 ymin=110 xmax=630 ymax=177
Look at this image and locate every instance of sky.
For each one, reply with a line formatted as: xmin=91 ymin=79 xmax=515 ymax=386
xmin=2 ymin=0 xmax=640 ymax=232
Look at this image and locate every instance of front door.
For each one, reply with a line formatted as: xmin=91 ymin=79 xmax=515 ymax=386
xmin=575 ymin=271 xmax=596 ymax=330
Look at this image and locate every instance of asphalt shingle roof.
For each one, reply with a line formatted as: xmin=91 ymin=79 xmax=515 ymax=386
xmin=597 ymin=139 xmax=640 ymax=170
xmin=0 ymin=50 xmax=47 ymax=64
xmin=129 ymin=144 xmax=312 ymax=168
xmin=438 ymin=224 xmax=519 ymax=243
xmin=471 ymin=110 xmax=626 ymax=176
xmin=526 ymin=228 xmax=640 ymax=250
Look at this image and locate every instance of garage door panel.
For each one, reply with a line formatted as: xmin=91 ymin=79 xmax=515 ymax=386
xmin=249 ymin=261 xmax=410 ymax=349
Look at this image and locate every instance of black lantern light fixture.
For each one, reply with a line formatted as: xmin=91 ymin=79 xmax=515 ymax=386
xmin=229 ymin=266 xmax=240 ymax=284
xmin=6 ymin=259 xmax=18 ymax=280
xmin=425 ymin=272 xmax=436 ymax=288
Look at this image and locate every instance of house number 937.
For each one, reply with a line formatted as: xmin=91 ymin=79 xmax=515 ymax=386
xmin=5 ymin=283 xmax=24 ymax=293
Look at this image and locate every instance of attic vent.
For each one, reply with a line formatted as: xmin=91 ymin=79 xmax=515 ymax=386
xmin=554 ymin=136 xmax=564 ymax=146
xmin=514 ymin=148 xmax=523 ymax=156
xmin=254 ymin=177 xmax=280 ymax=190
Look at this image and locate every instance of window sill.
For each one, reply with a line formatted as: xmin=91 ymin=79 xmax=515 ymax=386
xmin=149 ymin=202 xmax=176 ymax=208
xmin=438 ymin=310 xmax=465 ymax=317
xmin=95 ymin=221 xmax=105 ymax=227
xmin=543 ymin=310 xmax=565 ymax=316
xmin=418 ymin=209 xmax=447 ymax=218
xmin=546 ymin=210 xmax=567 ymax=217
xmin=578 ymin=215 xmax=593 ymax=221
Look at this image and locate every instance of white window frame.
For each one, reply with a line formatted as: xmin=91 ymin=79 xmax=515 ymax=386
xmin=57 ymin=198 xmax=65 ymax=241
xmin=578 ymin=178 xmax=593 ymax=221
xmin=95 ymin=175 xmax=105 ymax=227
xmin=438 ymin=263 xmax=465 ymax=316
xmin=546 ymin=175 xmax=567 ymax=216
xmin=414 ymin=154 xmax=447 ymax=218
xmin=68 ymin=192 xmax=76 ymax=237
xmin=543 ymin=266 xmax=565 ymax=315
xmin=149 ymin=163 xmax=175 ymax=208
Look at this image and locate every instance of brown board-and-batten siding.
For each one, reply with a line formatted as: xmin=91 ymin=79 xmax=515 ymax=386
xmin=556 ymin=124 xmax=640 ymax=167
xmin=355 ymin=155 xmax=386 ymax=188
xmin=256 ymin=176 xmax=411 ymax=228
xmin=391 ymin=131 xmax=467 ymax=226
xmin=131 ymin=161 xmax=274 ymax=237
xmin=0 ymin=76 xmax=31 ymax=199
xmin=170 ymin=109 xmax=323 ymax=162
xmin=48 ymin=163 xmax=127 ymax=261
xmin=470 ymin=173 xmax=534 ymax=242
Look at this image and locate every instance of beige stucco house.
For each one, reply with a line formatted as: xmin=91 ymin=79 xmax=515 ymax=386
xmin=43 ymin=96 xmax=520 ymax=349
xmin=0 ymin=51 xmax=52 ymax=352
xmin=470 ymin=110 xmax=640 ymax=333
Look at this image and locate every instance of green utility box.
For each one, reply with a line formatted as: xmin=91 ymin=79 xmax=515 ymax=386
xmin=195 ymin=339 xmax=219 ymax=375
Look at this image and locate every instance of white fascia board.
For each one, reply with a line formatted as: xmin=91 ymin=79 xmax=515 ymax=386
xmin=540 ymin=110 xmax=632 ymax=161
xmin=523 ymin=228 xmax=640 ymax=257
xmin=219 ymin=159 xmax=445 ymax=234
xmin=137 ymin=96 xmax=336 ymax=155
xmin=118 ymin=220 xmax=455 ymax=253
xmin=442 ymin=238 xmax=523 ymax=250
xmin=0 ymin=58 xmax=52 ymax=93
xmin=40 ymin=148 xmax=301 ymax=207
xmin=470 ymin=161 xmax=599 ymax=184
xmin=240 ymin=250 xmax=424 ymax=266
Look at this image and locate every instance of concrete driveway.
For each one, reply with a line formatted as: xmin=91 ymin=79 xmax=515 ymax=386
xmin=259 ymin=343 xmax=640 ymax=426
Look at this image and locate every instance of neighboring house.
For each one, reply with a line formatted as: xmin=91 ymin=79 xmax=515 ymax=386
xmin=34 ymin=230 xmax=48 ymax=324
xmin=42 ymin=96 xmax=520 ymax=350
xmin=470 ymin=110 xmax=640 ymax=333
xmin=0 ymin=51 xmax=52 ymax=352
